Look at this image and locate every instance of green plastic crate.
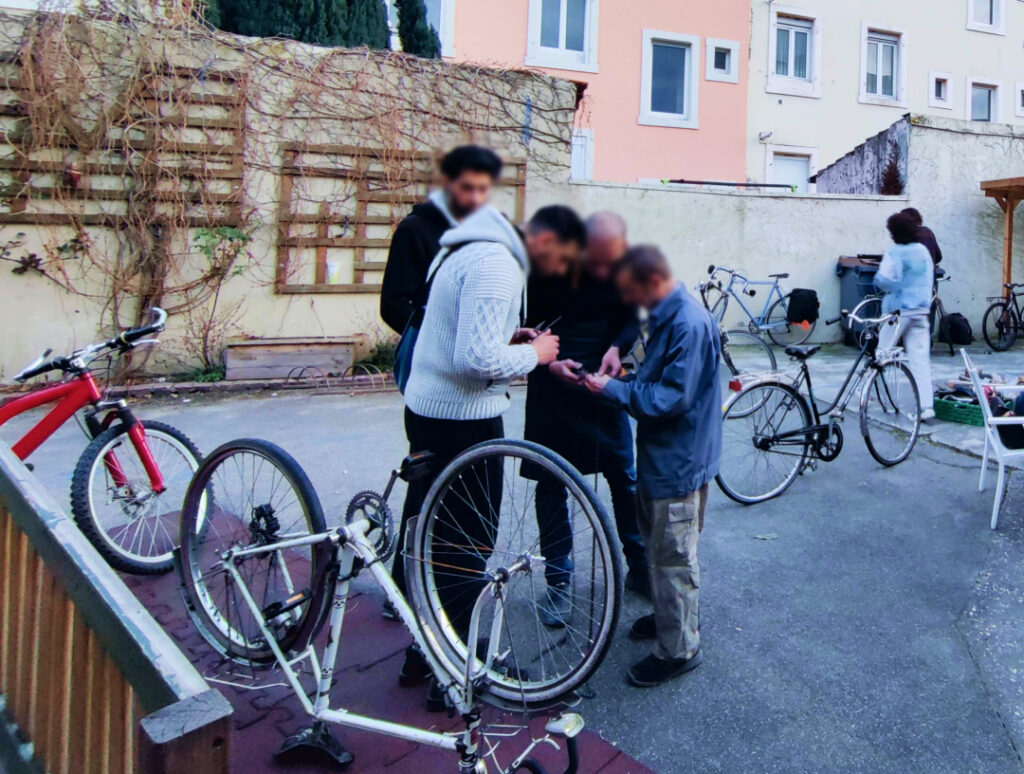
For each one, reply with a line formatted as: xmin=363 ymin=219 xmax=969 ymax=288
xmin=933 ymin=395 xmax=985 ymax=427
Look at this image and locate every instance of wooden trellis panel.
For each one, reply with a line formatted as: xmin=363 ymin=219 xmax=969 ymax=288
xmin=274 ymin=143 xmax=527 ymax=294
xmin=0 ymin=61 xmax=245 ymax=227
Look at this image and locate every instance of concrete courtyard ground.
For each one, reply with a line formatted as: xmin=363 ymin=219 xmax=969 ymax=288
xmin=5 ymin=343 xmax=1024 ymax=772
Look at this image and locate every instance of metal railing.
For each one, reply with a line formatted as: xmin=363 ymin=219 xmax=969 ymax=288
xmin=0 ymin=445 xmax=232 ymax=774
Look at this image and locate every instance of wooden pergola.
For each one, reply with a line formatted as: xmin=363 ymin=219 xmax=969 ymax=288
xmin=981 ymin=177 xmax=1024 ymax=287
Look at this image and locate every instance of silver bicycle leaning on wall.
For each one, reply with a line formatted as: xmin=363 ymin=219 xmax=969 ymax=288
xmin=176 ymin=437 xmax=622 ymax=773
xmin=702 ymin=265 xmax=817 ymax=346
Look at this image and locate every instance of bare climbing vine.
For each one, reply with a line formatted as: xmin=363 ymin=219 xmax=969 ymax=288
xmin=0 ymin=2 xmax=576 ymax=379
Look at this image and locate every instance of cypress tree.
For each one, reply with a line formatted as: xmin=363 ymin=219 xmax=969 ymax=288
xmin=345 ymin=0 xmax=390 ymax=49
xmin=213 ymin=0 xmax=349 ymax=48
xmin=396 ymin=0 xmax=441 ymax=58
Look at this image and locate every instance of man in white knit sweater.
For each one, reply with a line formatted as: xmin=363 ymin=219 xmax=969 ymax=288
xmin=397 ymin=204 xmax=586 ymax=707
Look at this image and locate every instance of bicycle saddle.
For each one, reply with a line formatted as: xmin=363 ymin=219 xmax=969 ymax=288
xmin=769 ymin=272 xmax=790 ymax=279
xmin=785 ymin=345 xmax=821 ymax=361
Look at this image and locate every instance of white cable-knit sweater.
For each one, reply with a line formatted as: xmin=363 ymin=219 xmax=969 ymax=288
xmin=404 ymin=206 xmax=538 ymax=420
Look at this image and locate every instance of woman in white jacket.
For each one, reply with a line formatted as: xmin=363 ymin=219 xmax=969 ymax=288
xmin=874 ymin=211 xmax=936 ymax=421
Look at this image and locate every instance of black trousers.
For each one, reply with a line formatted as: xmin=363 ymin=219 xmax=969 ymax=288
xmin=394 ymin=408 xmax=503 ymax=639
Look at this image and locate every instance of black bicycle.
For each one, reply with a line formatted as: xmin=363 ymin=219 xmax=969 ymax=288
xmin=981 ymin=282 xmax=1024 ymax=351
xmin=717 ymin=309 xmax=921 ymax=504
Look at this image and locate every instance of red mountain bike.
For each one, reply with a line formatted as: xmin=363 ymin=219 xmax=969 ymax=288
xmin=0 ymin=308 xmax=201 ymax=574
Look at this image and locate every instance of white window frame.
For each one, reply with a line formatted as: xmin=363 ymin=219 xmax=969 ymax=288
xmin=638 ymin=29 xmax=700 ymax=130
xmin=967 ymin=0 xmax=1005 ymax=34
xmin=764 ymin=144 xmax=818 ymax=193
xmin=859 ymin=24 xmax=907 ymax=107
xmin=525 ymin=0 xmax=600 ymax=74
xmin=570 ymin=128 xmax=595 ymax=180
xmin=928 ymin=70 xmax=954 ymax=110
xmin=767 ymin=7 xmax=821 ymax=99
xmin=705 ymin=37 xmax=740 ymax=84
xmin=967 ymin=77 xmax=1002 ymax=122
xmin=1015 ymin=83 xmax=1024 ymax=120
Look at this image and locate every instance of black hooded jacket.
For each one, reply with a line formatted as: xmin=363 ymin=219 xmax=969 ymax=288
xmin=380 ymin=199 xmax=454 ymax=334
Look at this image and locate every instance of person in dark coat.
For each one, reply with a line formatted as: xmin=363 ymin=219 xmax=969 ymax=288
xmin=380 ymin=146 xmax=503 ymax=629
xmin=379 ymin=145 xmax=503 ymax=334
xmin=525 ymin=211 xmax=649 ymax=626
xmin=901 ymin=207 xmax=942 ymax=265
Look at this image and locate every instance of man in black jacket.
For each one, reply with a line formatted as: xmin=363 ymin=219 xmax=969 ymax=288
xmin=380 ymin=145 xmax=504 ymax=334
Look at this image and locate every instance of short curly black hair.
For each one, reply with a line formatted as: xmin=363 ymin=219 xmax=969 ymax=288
xmin=527 ymin=205 xmax=587 ymax=246
xmin=439 ymin=145 xmax=503 ymax=180
xmin=887 ymin=212 xmax=919 ymax=245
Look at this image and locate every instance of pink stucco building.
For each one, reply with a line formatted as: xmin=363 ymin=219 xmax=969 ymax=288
xmin=429 ymin=0 xmax=750 ymax=183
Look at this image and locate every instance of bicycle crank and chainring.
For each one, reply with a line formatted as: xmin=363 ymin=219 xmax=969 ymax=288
xmin=815 ymin=424 xmax=844 ymax=462
xmin=345 ymin=490 xmax=395 ymax=560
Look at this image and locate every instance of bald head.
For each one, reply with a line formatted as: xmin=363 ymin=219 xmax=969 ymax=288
xmin=584 ymin=211 xmax=628 ymax=281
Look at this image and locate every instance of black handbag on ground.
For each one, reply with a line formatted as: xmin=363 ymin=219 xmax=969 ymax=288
xmin=787 ymin=289 xmax=820 ymax=325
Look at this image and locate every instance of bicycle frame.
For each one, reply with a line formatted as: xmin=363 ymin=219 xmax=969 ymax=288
xmin=710 ymin=272 xmax=787 ymax=331
xmin=215 ymin=519 xmax=576 ymax=773
xmin=0 ymin=371 xmax=165 ymax=491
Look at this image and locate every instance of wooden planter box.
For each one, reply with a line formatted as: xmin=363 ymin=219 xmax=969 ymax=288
xmin=224 ymin=336 xmax=366 ymax=381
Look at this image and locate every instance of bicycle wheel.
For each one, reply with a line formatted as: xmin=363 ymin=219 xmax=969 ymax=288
xmin=860 ymin=361 xmax=921 ymax=466
xmin=982 ymin=301 xmax=1017 ymax=351
xmin=765 ymin=296 xmax=816 ymax=347
xmin=721 ymin=329 xmax=777 ymax=384
xmin=716 ymin=382 xmax=813 ymax=504
xmin=178 ymin=439 xmax=331 ymax=664
xmin=850 ymin=297 xmax=883 ymax=348
xmin=407 ymin=440 xmax=621 ymax=709
xmin=71 ymin=419 xmax=201 ymax=574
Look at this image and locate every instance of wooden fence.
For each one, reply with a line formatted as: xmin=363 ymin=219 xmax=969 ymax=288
xmin=0 ymin=445 xmax=231 ymax=774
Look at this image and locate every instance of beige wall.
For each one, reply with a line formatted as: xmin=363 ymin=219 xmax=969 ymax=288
xmin=747 ymin=0 xmax=1024 ymax=184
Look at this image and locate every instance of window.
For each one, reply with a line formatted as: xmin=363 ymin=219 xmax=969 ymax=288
xmin=859 ymin=26 xmax=906 ymax=106
xmin=526 ymin=0 xmax=599 ymax=73
xmin=767 ymin=8 xmax=820 ymax=98
xmin=570 ymin=129 xmax=594 ymax=180
xmin=929 ymin=70 xmax=954 ymax=109
xmin=705 ymin=38 xmax=740 ymax=84
xmin=1016 ymin=83 xmax=1024 ymax=119
xmin=967 ymin=0 xmax=1005 ymax=33
xmin=639 ymin=30 xmax=700 ymax=129
xmin=775 ymin=17 xmax=811 ymax=80
xmin=765 ymin=145 xmax=817 ymax=193
xmin=967 ymin=78 xmax=1002 ymax=122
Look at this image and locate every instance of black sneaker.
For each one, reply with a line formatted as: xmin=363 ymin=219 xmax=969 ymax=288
xmin=398 ymin=645 xmax=432 ymax=687
xmin=426 ymin=679 xmax=448 ymax=713
xmin=624 ymin=569 xmax=652 ymax=600
xmin=629 ymin=614 xmax=656 ymax=641
xmin=627 ymin=650 xmax=702 ymax=688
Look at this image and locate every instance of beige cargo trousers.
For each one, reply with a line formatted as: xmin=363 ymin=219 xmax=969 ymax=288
xmin=635 ymin=484 xmax=707 ymax=661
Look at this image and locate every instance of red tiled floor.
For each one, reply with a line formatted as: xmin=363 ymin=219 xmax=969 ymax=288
xmin=124 ymin=572 xmax=652 ymax=773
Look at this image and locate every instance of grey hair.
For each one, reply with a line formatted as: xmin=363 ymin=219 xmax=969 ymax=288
xmin=585 ymin=210 xmax=628 ymax=240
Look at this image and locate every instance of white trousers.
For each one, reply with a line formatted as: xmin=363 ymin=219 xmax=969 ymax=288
xmin=877 ymin=313 xmax=934 ymax=411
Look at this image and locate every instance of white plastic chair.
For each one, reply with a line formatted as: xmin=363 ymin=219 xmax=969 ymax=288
xmin=962 ymin=349 xmax=1024 ymax=529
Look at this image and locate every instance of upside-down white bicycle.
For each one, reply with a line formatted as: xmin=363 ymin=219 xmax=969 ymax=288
xmin=176 ymin=437 xmax=622 ymax=773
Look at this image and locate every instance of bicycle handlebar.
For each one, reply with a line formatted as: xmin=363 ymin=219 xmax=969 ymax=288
xmin=13 ymin=307 xmax=167 ymax=382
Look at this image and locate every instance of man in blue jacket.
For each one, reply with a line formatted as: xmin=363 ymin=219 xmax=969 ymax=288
xmin=585 ymin=245 xmax=722 ymax=687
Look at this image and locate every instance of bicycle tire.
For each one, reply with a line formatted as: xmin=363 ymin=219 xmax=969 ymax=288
xmin=850 ymin=297 xmax=883 ymax=348
xmin=860 ymin=361 xmax=921 ymax=467
xmin=716 ymin=381 xmax=813 ymax=504
xmin=407 ymin=440 xmax=621 ymax=709
xmin=765 ymin=296 xmax=815 ymax=347
xmin=70 ymin=419 xmax=201 ymax=574
xmin=178 ymin=438 xmax=331 ymax=664
xmin=982 ymin=300 xmax=1017 ymax=351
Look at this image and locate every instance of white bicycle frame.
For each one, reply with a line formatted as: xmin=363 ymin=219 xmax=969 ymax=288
xmin=217 ymin=518 xmax=579 ymax=772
